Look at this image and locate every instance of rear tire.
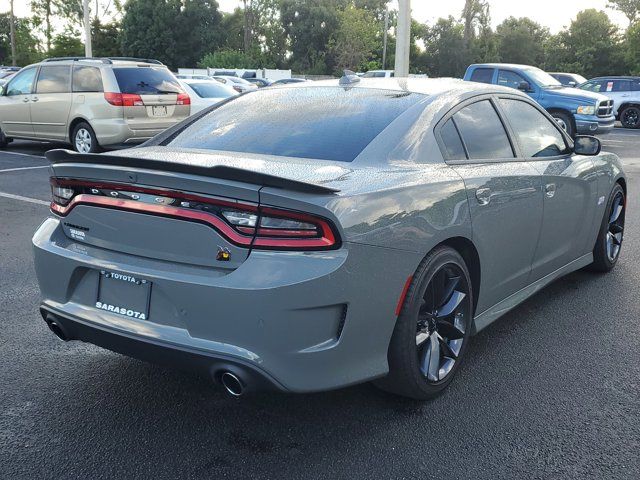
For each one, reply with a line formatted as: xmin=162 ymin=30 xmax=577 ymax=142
xmin=587 ymin=184 xmax=625 ymax=273
xmin=620 ymin=106 xmax=640 ymax=129
xmin=0 ymin=128 xmax=8 ymax=148
xmin=374 ymin=246 xmax=474 ymax=400
xmin=551 ymin=111 xmax=575 ymax=137
xmin=72 ymin=122 xmax=100 ymax=153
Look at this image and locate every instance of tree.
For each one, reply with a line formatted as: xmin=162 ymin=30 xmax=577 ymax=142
xmin=555 ymin=9 xmax=627 ymax=77
xmin=49 ymin=29 xmax=84 ymax=57
xmin=31 ymin=0 xmax=55 ymax=53
xmin=625 ymin=21 xmax=640 ymax=73
xmin=330 ymin=5 xmax=380 ymax=72
xmin=607 ymin=0 xmax=640 ymax=23
xmin=420 ymin=16 xmax=467 ymax=77
xmin=120 ymin=0 xmax=223 ymax=70
xmin=199 ymin=49 xmax=262 ymax=68
xmin=461 ymin=0 xmax=489 ymax=50
xmin=91 ymin=19 xmax=121 ymax=57
xmin=0 ymin=14 xmax=42 ymax=66
xmin=495 ymin=17 xmax=548 ymax=66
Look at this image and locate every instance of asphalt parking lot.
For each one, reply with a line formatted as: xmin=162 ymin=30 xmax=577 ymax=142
xmin=1 ymin=132 xmax=639 ymax=480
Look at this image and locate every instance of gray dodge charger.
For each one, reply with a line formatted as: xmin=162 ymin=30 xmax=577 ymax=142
xmin=33 ymin=75 xmax=627 ymax=399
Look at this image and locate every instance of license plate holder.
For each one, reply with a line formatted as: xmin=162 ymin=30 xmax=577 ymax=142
xmin=96 ymin=271 xmax=151 ymax=320
xmin=152 ymin=105 xmax=168 ymax=117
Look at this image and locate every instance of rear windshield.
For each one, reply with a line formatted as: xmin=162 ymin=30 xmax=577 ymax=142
xmin=188 ymin=82 xmax=236 ymax=99
xmin=166 ymin=87 xmax=421 ymax=162
xmin=114 ymin=67 xmax=183 ymax=94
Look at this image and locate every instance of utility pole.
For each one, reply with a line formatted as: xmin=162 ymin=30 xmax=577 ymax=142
xmin=382 ymin=6 xmax=389 ymax=70
xmin=9 ymin=0 xmax=17 ymax=66
xmin=394 ymin=0 xmax=411 ymax=77
xmin=83 ymin=0 xmax=92 ymax=57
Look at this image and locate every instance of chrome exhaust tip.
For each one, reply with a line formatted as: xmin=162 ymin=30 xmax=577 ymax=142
xmin=220 ymin=371 xmax=244 ymax=397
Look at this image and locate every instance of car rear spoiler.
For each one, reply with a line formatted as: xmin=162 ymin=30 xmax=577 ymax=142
xmin=46 ymin=149 xmax=340 ymax=195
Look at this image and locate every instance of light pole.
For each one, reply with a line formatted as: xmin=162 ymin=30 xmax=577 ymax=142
xmin=9 ymin=0 xmax=16 ymax=66
xmin=83 ymin=0 xmax=92 ymax=57
xmin=394 ymin=0 xmax=411 ymax=77
xmin=382 ymin=6 xmax=389 ymax=70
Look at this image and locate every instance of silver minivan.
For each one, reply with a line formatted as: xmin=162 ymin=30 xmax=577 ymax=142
xmin=0 ymin=57 xmax=191 ymax=152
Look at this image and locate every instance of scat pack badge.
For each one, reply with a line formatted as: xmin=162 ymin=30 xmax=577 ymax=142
xmin=216 ymin=246 xmax=231 ymax=262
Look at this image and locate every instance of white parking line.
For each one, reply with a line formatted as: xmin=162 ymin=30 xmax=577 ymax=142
xmin=0 ymin=150 xmax=46 ymax=159
xmin=0 ymin=191 xmax=49 ymax=206
xmin=0 ymin=165 xmax=49 ymax=173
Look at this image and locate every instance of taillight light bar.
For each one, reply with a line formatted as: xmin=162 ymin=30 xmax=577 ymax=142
xmin=176 ymin=93 xmax=190 ymax=105
xmin=104 ymin=92 xmax=144 ymax=107
xmin=49 ymin=178 xmax=340 ymax=250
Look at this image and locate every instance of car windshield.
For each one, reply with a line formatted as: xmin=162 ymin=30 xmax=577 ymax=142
xmin=165 ymin=87 xmax=422 ymax=162
xmin=113 ymin=67 xmax=183 ymax=94
xmin=187 ymin=82 xmax=236 ymax=98
xmin=525 ymin=68 xmax=562 ymax=87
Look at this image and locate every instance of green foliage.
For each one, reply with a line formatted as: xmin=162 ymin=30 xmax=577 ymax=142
xmin=120 ymin=0 xmax=222 ymax=70
xmin=495 ymin=17 xmax=549 ymax=66
xmin=607 ymin=0 xmax=640 ymax=22
xmin=92 ymin=19 xmax=121 ymax=57
xmin=49 ymin=29 xmax=84 ymax=57
xmin=626 ymin=21 xmax=640 ymax=74
xmin=199 ymin=48 xmax=275 ymax=69
xmin=329 ymin=5 xmax=380 ymax=72
xmin=419 ymin=16 xmax=467 ymax=77
xmin=0 ymin=14 xmax=43 ymax=66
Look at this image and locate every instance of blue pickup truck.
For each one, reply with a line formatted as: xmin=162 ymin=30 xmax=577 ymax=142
xmin=463 ymin=63 xmax=615 ymax=137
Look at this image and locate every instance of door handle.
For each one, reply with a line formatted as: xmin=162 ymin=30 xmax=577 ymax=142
xmin=476 ymin=188 xmax=491 ymax=205
xmin=31 ymin=96 xmax=39 ymax=102
xmin=545 ymin=183 xmax=556 ymax=198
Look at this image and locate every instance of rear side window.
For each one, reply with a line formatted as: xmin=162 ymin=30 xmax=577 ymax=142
xmin=36 ymin=66 xmax=71 ymax=94
xmin=166 ymin=88 xmax=422 ymax=162
xmin=453 ymin=100 xmax=514 ymax=160
xmin=72 ymin=66 xmax=103 ymax=92
xmin=470 ymin=68 xmax=493 ymax=84
xmin=611 ymin=80 xmax=631 ymax=92
xmin=439 ymin=119 xmax=466 ymax=160
xmin=499 ymin=99 xmax=569 ymax=158
xmin=188 ymin=82 xmax=235 ymax=98
xmin=113 ymin=67 xmax=182 ymax=94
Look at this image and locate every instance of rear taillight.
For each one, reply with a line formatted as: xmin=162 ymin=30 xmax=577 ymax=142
xmin=104 ymin=92 xmax=144 ymax=107
xmin=176 ymin=92 xmax=190 ymax=105
xmin=49 ymin=178 xmax=339 ymax=250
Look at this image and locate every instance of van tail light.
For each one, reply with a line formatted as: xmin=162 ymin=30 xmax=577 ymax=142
xmin=49 ymin=178 xmax=340 ymax=251
xmin=104 ymin=92 xmax=144 ymax=107
xmin=176 ymin=93 xmax=190 ymax=105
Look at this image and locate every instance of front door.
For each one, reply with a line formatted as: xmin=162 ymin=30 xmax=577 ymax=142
xmin=0 ymin=67 xmax=37 ymax=138
xmin=438 ymin=98 xmax=544 ymax=313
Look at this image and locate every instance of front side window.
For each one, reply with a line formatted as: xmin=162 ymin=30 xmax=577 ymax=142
xmin=36 ymin=66 xmax=71 ymax=94
xmin=5 ymin=68 xmax=37 ymax=96
xmin=580 ymin=81 xmax=604 ymax=93
xmin=453 ymin=100 xmax=514 ymax=160
xmin=499 ymin=98 xmax=569 ymax=158
xmin=72 ymin=66 xmax=103 ymax=92
xmin=498 ymin=70 xmax=528 ymax=90
xmin=470 ymin=68 xmax=493 ymax=84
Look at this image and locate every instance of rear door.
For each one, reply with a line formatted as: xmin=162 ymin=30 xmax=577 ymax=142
xmin=31 ymin=64 xmax=73 ymax=140
xmin=112 ymin=66 xmax=190 ymax=131
xmin=603 ymin=79 xmax=631 ymax=116
xmin=437 ymin=97 xmax=544 ymax=313
xmin=0 ymin=66 xmax=37 ymax=137
xmin=497 ymin=96 xmax=599 ymax=278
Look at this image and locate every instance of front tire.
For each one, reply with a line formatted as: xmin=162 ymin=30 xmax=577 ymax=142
xmin=551 ymin=111 xmax=575 ymax=137
xmin=588 ymin=184 xmax=625 ymax=272
xmin=375 ymin=246 xmax=474 ymax=400
xmin=620 ymin=106 xmax=640 ymax=129
xmin=0 ymin=128 xmax=9 ymax=148
xmin=72 ymin=122 xmax=100 ymax=153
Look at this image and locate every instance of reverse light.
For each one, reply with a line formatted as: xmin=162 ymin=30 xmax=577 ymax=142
xmin=49 ymin=178 xmax=340 ymax=250
xmin=576 ymin=105 xmax=596 ymax=115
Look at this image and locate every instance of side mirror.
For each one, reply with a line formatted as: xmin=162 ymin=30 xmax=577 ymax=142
xmin=517 ymin=81 xmax=531 ymax=92
xmin=574 ymin=135 xmax=601 ymax=156
xmin=567 ymin=81 xmax=577 ymax=88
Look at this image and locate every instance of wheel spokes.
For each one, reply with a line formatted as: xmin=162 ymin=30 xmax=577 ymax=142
xmin=609 ymin=196 xmax=623 ymax=224
xmin=437 ymin=290 xmax=466 ymax=318
xmin=436 ymin=317 xmax=465 ymax=340
xmin=420 ymin=333 xmax=441 ymax=382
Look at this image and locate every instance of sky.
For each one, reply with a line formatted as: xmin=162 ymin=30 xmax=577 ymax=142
xmin=2 ymin=0 xmax=632 ymax=33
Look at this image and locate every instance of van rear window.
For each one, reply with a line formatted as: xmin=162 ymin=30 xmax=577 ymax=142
xmin=165 ymin=87 xmax=422 ymax=162
xmin=113 ymin=67 xmax=183 ymax=95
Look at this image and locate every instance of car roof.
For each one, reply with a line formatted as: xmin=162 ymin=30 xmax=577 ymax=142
xmin=588 ymin=76 xmax=640 ymax=80
xmin=33 ymin=57 xmax=165 ymax=68
xmin=468 ymin=63 xmax=540 ymax=70
xmin=285 ymin=77 xmax=519 ymax=97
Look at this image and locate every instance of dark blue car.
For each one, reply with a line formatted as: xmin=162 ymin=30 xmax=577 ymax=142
xmin=464 ymin=64 xmax=615 ymax=137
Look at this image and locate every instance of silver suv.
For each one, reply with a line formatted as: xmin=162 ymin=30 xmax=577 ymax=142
xmin=580 ymin=76 xmax=640 ymax=129
xmin=0 ymin=57 xmax=191 ymax=152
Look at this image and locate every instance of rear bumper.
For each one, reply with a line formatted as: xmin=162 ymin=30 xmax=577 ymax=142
xmin=575 ymin=115 xmax=615 ymax=135
xmin=33 ymin=217 xmax=421 ymax=393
